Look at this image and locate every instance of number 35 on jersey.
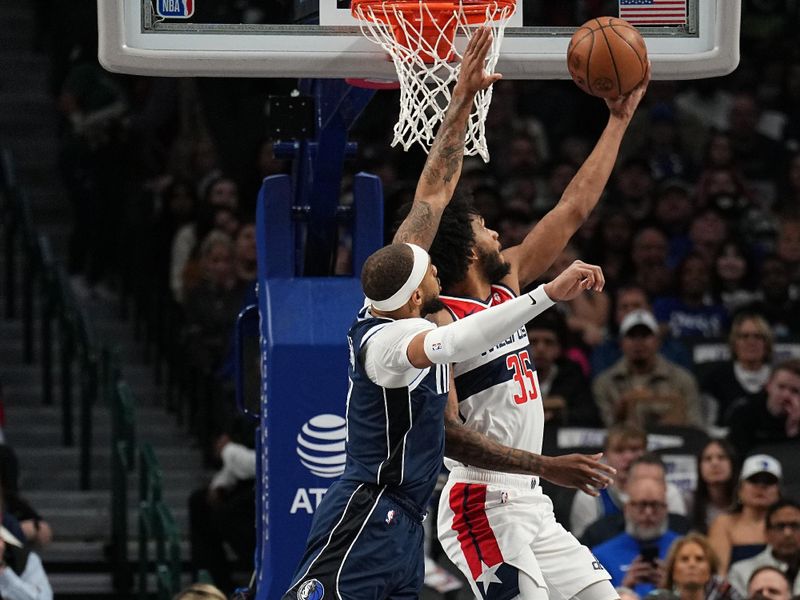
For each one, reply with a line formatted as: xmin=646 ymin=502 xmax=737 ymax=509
xmin=506 ymin=350 xmax=539 ymax=405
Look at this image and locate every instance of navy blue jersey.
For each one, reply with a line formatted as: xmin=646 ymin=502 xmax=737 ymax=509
xmin=342 ymin=306 xmax=449 ymax=510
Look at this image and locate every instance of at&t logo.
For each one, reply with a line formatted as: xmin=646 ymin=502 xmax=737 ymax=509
xmin=296 ymin=414 xmax=346 ymax=477
xmin=291 ymin=414 xmax=346 ymax=514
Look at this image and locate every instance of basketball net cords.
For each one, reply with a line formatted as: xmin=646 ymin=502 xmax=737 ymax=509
xmin=354 ymin=2 xmax=513 ymax=161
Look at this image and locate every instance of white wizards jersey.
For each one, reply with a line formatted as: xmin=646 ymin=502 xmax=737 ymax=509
xmin=440 ymin=284 xmax=544 ymax=472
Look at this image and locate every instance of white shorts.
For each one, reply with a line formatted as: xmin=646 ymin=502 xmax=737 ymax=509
xmin=438 ymin=467 xmax=611 ymax=600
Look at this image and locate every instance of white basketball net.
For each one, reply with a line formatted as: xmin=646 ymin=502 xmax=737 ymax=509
xmin=353 ymin=1 xmax=514 ymax=162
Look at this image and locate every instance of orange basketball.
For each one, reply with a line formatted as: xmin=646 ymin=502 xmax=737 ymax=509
xmin=567 ymin=17 xmax=648 ymax=99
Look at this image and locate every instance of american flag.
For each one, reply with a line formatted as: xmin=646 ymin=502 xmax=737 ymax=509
xmin=619 ymin=0 xmax=687 ymax=25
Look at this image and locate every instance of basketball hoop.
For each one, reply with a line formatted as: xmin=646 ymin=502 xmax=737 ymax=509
xmin=351 ymin=0 xmax=516 ymax=161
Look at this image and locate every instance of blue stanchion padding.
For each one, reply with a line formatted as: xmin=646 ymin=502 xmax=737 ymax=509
xmin=352 ymin=172 xmax=384 ymax=278
xmin=255 ymin=276 xmax=363 ymax=600
xmin=254 ymin=172 xmax=383 ymax=599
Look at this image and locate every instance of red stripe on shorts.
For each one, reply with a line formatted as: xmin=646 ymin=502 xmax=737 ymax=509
xmin=448 ymin=483 xmax=504 ymax=580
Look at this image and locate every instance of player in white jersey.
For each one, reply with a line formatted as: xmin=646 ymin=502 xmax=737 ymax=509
xmin=420 ymin=65 xmax=653 ymax=600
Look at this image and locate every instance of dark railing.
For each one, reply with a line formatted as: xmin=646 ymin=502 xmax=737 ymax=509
xmin=110 ymin=375 xmax=134 ymax=593
xmin=2 ymin=145 xmax=211 ymax=593
xmin=137 ymin=441 xmax=181 ymax=598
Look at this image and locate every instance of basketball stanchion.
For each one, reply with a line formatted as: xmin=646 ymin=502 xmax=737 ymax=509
xmin=351 ymin=0 xmax=515 ymax=160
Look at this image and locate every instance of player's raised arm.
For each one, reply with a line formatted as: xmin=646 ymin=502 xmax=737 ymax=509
xmin=502 ymin=62 xmax=651 ymax=290
xmin=393 ymin=27 xmax=502 ymax=251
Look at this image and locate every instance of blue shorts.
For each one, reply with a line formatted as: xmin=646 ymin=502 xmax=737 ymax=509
xmin=283 ymin=480 xmax=425 ymax=600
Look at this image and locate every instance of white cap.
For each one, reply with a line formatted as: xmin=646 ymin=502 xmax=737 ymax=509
xmin=620 ymin=309 xmax=659 ymax=336
xmin=740 ymin=454 xmax=782 ymax=482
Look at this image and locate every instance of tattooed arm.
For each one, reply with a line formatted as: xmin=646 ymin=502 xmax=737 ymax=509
xmin=443 ymin=379 xmax=616 ymax=496
xmin=392 ymin=27 xmax=501 ymax=251
xmin=503 ymin=63 xmax=652 ymax=289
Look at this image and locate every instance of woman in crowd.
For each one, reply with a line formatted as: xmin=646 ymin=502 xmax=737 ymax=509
xmin=689 ymin=439 xmax=738 ymax=534
xmin=661 ymin=532 xmax=742 ymax=600
xmin=699 ymin=313 xmax=772 ymax=427
xmin=712 ymin=241 xmax=759 ymax=315
xmin=708 ymin=455 xmax=782 ymax=575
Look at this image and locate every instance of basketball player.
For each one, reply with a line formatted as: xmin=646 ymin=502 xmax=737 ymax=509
xmin=430 ymin=67 xmax=652 ymax=600
xmin=282 ymin=29 xmax=612 ymax=600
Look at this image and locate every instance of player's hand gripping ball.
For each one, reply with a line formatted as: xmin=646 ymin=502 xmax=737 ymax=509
xmin=567 ymin=17 xmax=648 ymax=99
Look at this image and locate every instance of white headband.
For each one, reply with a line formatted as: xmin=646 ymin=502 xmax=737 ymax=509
xmin=368 ymin=243 xmax=430 ymax=312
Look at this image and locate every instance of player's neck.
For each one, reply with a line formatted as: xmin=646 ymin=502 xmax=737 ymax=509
xmin=371 ymin=305 xmax=420 ymax=320
xmin=447 ymin=266 xmax=492 ymax=300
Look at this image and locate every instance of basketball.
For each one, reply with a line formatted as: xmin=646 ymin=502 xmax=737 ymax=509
xmin=567 ymin=17 xmax=648 ymax=99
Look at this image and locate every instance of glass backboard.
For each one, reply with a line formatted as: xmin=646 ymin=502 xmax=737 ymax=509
xmin=98 ymin=0 xmax=740 ymax=80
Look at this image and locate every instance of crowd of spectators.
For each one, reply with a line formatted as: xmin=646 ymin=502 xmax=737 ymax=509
xmin=31 ymin=0 xmax=800 ymax=595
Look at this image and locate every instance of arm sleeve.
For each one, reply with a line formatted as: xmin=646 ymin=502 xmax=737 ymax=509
xmin=0 ymin=552 xmax=53 ymax=600
xmin=423 ymin=286 xmax=555 ymax=364
xmin=363 ymin=318 xmax=437 ymax=388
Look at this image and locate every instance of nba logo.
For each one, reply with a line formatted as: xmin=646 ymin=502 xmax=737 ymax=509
xmin=156 ymin=0 xmax=195 ymax=18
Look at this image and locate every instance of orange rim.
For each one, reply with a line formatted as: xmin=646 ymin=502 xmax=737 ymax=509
xmin=351 ymin=0 xmax=516 ymax=25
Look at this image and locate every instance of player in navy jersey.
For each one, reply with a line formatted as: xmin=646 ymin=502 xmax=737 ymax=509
xmin=283 ymin=29 xmax=610 ymax=600
xmin=423 ymin=66 xmax=652 ymax=600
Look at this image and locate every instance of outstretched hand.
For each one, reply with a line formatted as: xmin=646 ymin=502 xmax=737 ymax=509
xmin=539 ymin=452 xmax=616 ymax=496
xmin=454 ymin=27 xmax=503 ymax=96
xmin=542 ymin=259 xmax=605 ymax=301
xmin=606 ymin=60 xmax=651 ymax=122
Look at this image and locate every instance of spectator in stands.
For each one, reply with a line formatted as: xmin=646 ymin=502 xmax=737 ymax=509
xmin=580 ymin=453 xmax=689 ymax=548
xmin=689 ymin=439 xmax=739 ymax=534
xmin=58 ymin=56 xmax=128 ymax=297
xmin=773 ymin=153 xmax=800 ymax=217
xmin=170 ymin=175 xmax=241 ymax=304
xmin=570 ymin=424 xmax=647 ymax=538
xmin=641 ymin=102 xmax=695 ymax=182
xmin=702 ymin=130 xmax=735 ymax=170
xmin=0 ymin=513 xmax=52 ymax=600
xmin=746 ymin=566 xmax=791 ymax=600
xmin=525 ymin=311 xmax=601 ymax=427
xmin=591 ymin=284 xmax=691 ymax=378
xmin=630 ymin=227 xmax=674 ymax=298
xmin=727 ymin=360 xmax=800 ymax=454
xmin=592 ymin=477 xmax=680 ymax=597
xmin=745 ymin=256 xmax=800 ymax=339
xmin=587 ymin=208 xmax=634 ymax=289
xmin=653 ymin=252 xmax=729 ymax=341
xmin=571 ymin=428 xmax=687 ymax=539
xmin=726 ymin=91 xmax=782 ymax=183
xmin=189 ymin=434 xmax=256 ymax=595
xmin=776 ymin=219 xmax=800 ymax=294
xmin=653 ymin=179 xmax=695 ymax=267
xmin=233 ymin=221 xmax=257 ymax=291
xmin=183 ymin=230 xmax=243 ymax=371
xmin=700 ymin=313 xmax=773 ymax=427
xmin=174 ymin=583 xmax=226 ymax=600
xmin=712 ymin=241 xmax=760 ymax=315
xmin=593 ymin=309 xmax=703 ymax=428
xmin=154 ymin=178 xmax=197 ymax=288
xmin=728 ymin=499 xmax=800 ymax=597
xmin=610 ymin=158 xmax=656 ymax=223
xmin=688 ymin=207 xmax=731 ymax=266
xmin=0 ymin=447 xmax=52 ymax=549
xmin=709 ymin=454 xmax=783 ymax=574
xmin=545 ymin=245 xmax=610 ymax=349
xmin=661 ymin=532 xmax=743 ymax=600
